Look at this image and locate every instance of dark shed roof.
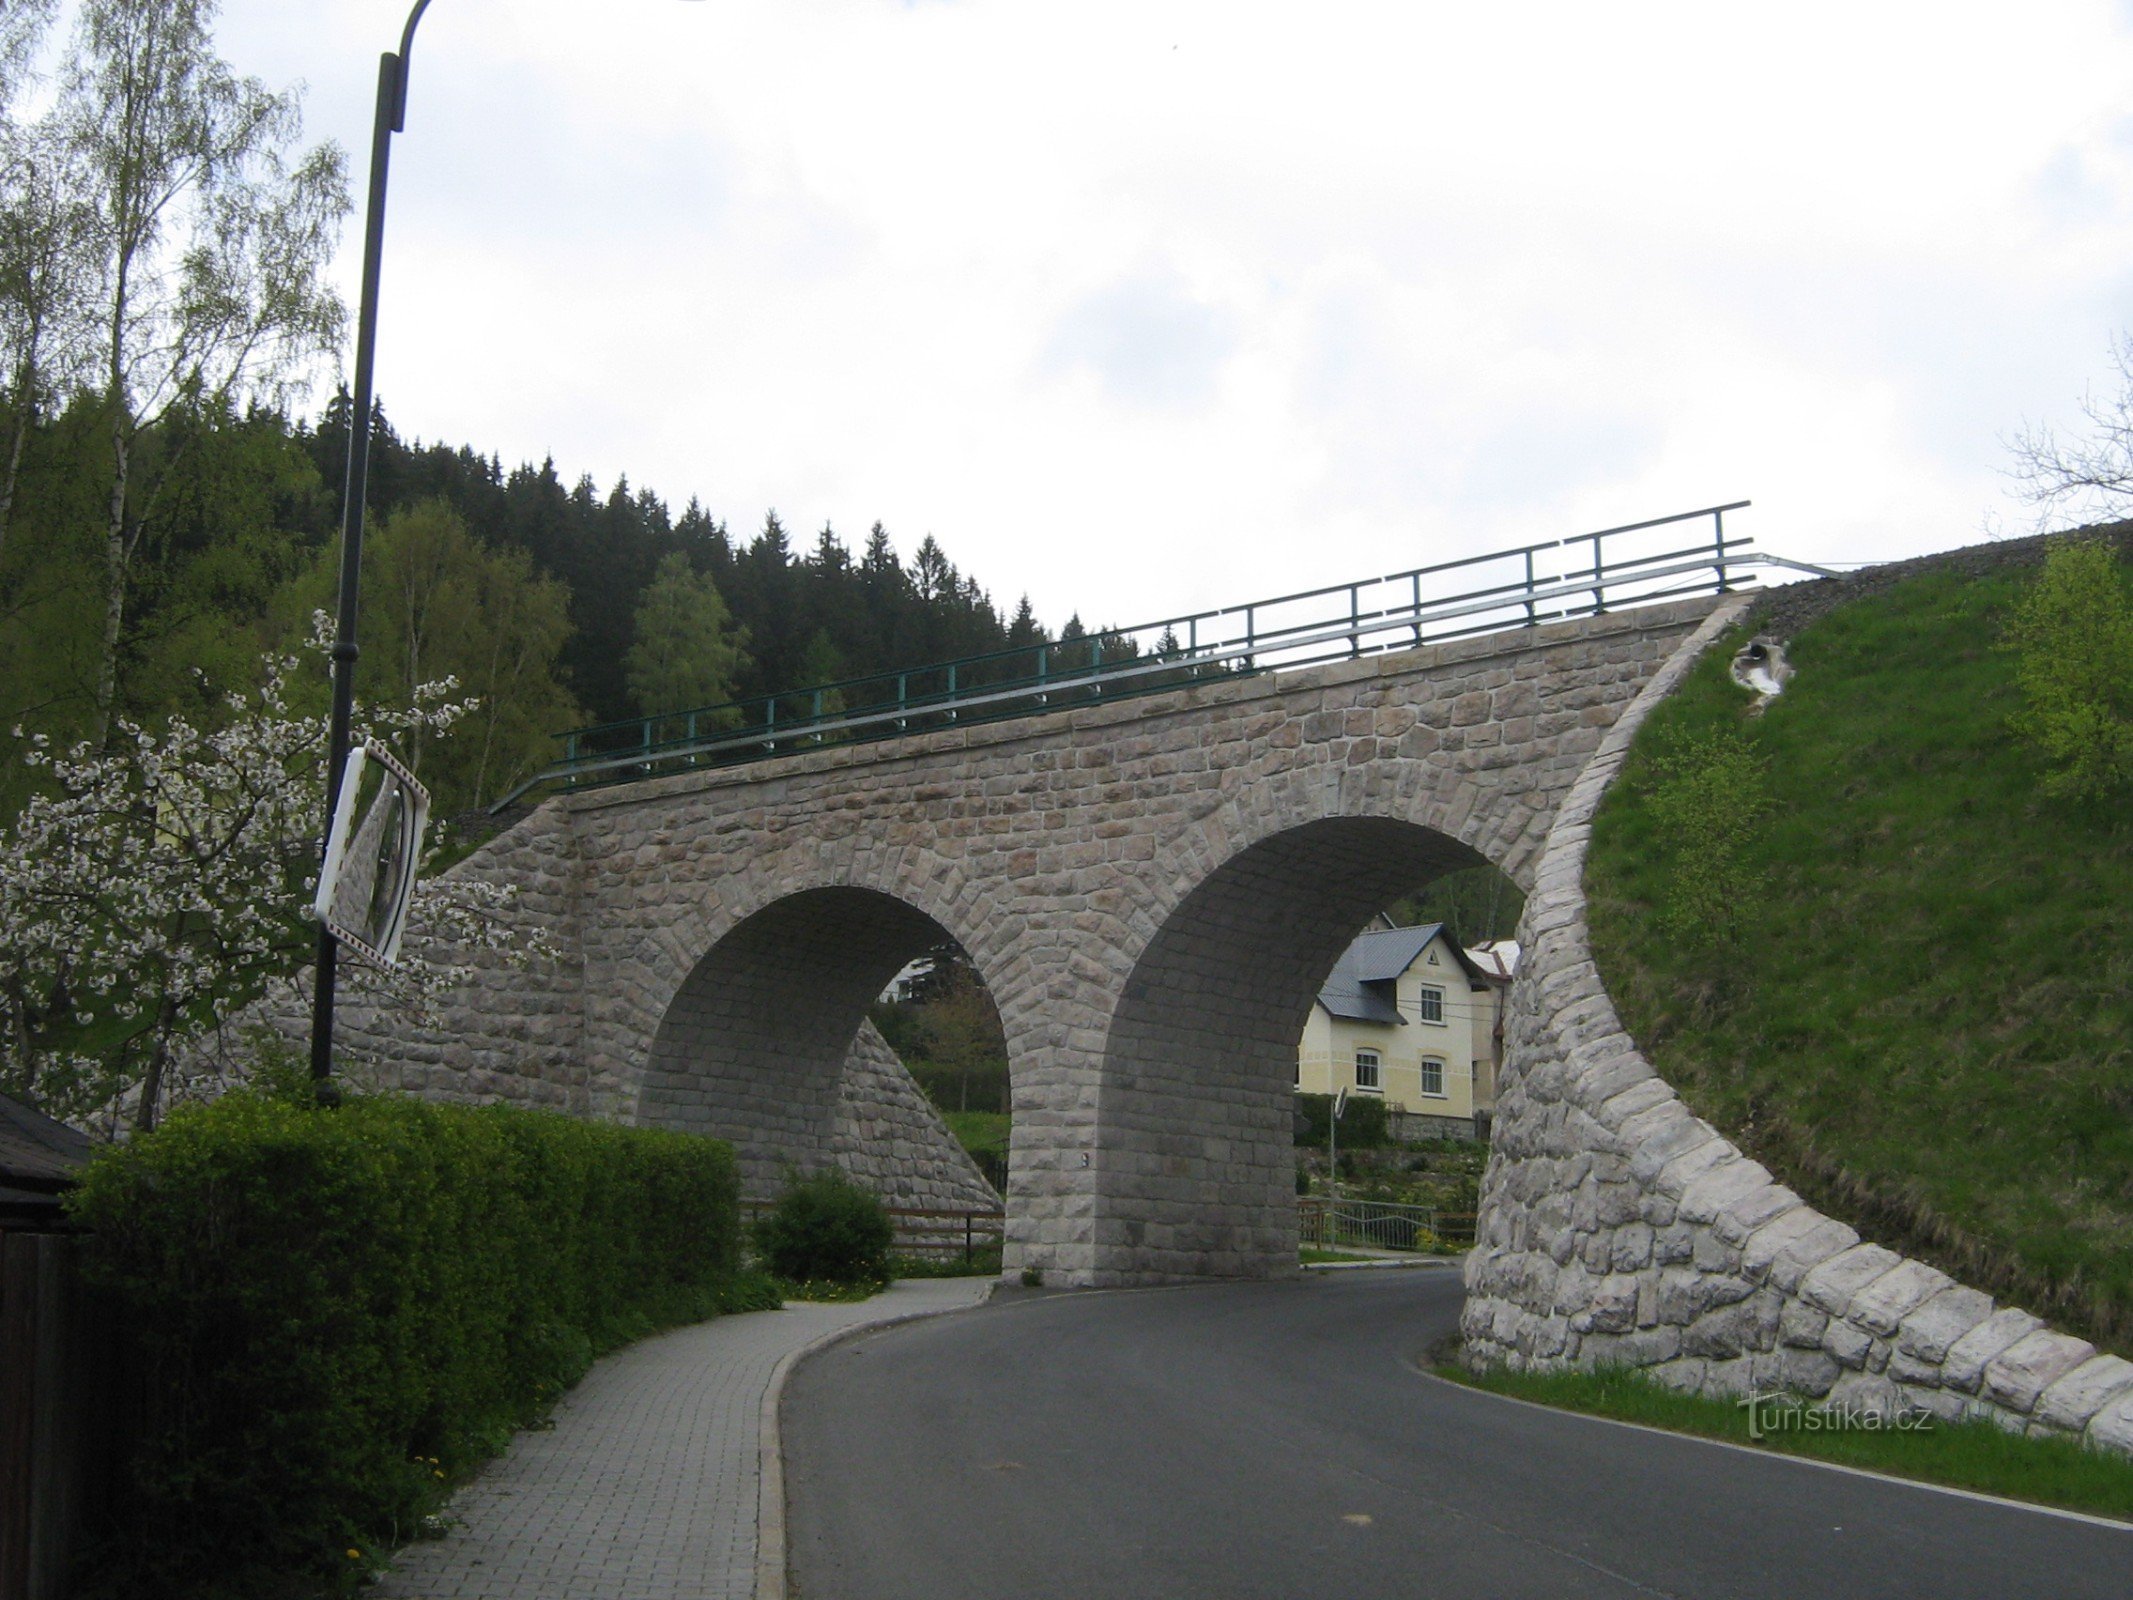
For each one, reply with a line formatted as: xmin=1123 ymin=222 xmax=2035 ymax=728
xmin=0 ymin=1093 xmax=94 ymax=1191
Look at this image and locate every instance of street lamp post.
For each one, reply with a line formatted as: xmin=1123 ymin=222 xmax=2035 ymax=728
xmin=309 ymin=0 xmax=433 ymax=1099
xmin=307 ymin=1 xmax=706 ymax=1097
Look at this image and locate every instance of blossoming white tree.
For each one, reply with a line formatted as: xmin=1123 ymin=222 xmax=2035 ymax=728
xmin=0 ymin=621 xmax=527 ymax=1131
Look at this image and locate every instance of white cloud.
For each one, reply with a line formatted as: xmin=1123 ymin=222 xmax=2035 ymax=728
xmin=180 ymin=0 xmax=2133 ymax=624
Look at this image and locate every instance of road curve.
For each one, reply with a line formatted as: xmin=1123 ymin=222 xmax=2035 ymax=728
xmin=782 ymin=1268 xmax=2127 ymax=1600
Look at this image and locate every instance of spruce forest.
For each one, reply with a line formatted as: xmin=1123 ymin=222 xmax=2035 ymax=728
xmin=1 ymin=383 xmax=1073 ymax=821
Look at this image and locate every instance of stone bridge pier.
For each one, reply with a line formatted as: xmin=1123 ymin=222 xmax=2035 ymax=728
xmin=333 ymin=597 xmax=1723 ymax=1285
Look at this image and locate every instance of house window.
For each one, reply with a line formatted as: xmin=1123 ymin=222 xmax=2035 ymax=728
xmin=1417 ymin=985 xmax=1444 ymax=1024
xmin=1421 ymin=1057 xmax=1445 ymax=1098
xmin=1354 ymin=1050 xmax=1380 ymax=1091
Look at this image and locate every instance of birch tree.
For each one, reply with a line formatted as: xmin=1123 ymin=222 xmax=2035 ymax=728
xmin=0 ymin=115 xmax=99 ymax=568
xmin=0 ymin=0 xmax=56 ymax=111
xmin=59 ymin=0 xmax=348 ymax=742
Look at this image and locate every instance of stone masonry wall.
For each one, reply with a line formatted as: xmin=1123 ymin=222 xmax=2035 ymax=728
xmin=831 ymin=1020 xmax=1002 ymax=1212
xmin=1461 ymin=601 xmax=2133 ymax=1458
xmin=295 ymin=598 xmax=1724 ymax=1285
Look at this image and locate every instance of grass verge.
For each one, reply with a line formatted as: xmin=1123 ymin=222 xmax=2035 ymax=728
xmin=890 ymin=1244 xmax=1004 ymax=1279
xmin=1438 ymin=1358 xmax=2133 ymax=1523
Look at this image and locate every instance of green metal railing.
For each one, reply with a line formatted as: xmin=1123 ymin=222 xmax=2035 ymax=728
xmin=491 ymin=500 xmax=1778 ymax=812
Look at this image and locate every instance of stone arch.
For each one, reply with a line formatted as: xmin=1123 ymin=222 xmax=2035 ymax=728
xmin=1109 ymin=755 xmax=1542 ymax=998
xmin=612 ymin=839 xmax=996 ymax=1075
xmin=637 ymin=883 xmax=998 ymax=1200
xmin=1087 ymin=814 xmax=1493 ymax=1284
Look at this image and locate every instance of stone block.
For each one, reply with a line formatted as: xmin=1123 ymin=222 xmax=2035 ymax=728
xmin=1683 ymin=1299 xmax=1765 ymax=1361
xmin=1765 ymin=1217 xmax=1864 ymax=1295
xmin=1626 ymin=1115 xmax=1719 ymax=1187
xmin=1825 ymin=1371 xmax=1903 ymax=1420
xmin=1821 ymin=1314 xmax=1874 ymax=1370
xmin=1940 ymin=1308 xmax=2044 ymax=1395
xmin=1776 ymin=1346 xmax=1841 ymax=1398
xmin=1677 ymin=1158 xmax=1776 ymax=1229
xmin=1611 ymin=1223 xmax=1654 ymax=1272
xmin=1886 ymin=1350 xmax=1942 ymax=1388
xmin=1599 ymin=1075 xmax=1673 ymax=1127
xmin=1652 ymin=1267 xmax=1715 ymax=1325
xmin=1779 ymin=1299 xmax=1829 ymax=1350
xmin=1579 ymin=1326 xmax=1681 ymax=1368
xmin=1654 ymin=1224 xmax=1697 ymax=1266
xmin=1844 ymin=1258 xmax=1954 ymax=1338
xmin=2034 ymin=1355 xmax=2133 ymax=1435
xmin=1691 ymin=1232 xmax=1737 ymax=1274
xmin=1983 ymin=1330 xmax=2099 ymax=1416
xmin=1573 ymin=1274 xmax=1640 ymax=1335
xmin=1648 ymin=1358 xmax=1707 ymax=1395
xmin=1799 ymin=1244 xmax=1905 ymax=1319
xmin=2088 ymin=1390 xmax=2133 ymax=1458
xmin=1739 ymin=1207 xmax=1833 ymax=1284
xmin=1895 ymin=1287 xmax=1995 ymax=1365
xmin=1698 ymin=1356 xmax=1758 ymax=1401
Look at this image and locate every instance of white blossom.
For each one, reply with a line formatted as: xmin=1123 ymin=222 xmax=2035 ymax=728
xmin=0 ymin=620 xmax=540 ymax=1133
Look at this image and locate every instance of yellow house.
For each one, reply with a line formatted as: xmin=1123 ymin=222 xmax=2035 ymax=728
xmin=1296 ymin=922 xmax=1510 ymax=1132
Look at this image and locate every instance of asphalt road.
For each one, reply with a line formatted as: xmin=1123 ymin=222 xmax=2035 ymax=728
xmin=782 ymin=1267 xmax=2130 ymax=1600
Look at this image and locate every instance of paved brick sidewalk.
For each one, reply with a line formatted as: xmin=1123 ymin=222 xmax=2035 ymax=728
xmin=373 ymin=1278 xmax=992 ymax=1600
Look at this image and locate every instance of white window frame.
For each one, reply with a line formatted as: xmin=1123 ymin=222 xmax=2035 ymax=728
xmin=1353 ymin=1050 xmax=1381 ymax=1091
xmin=1416 ymin=985 xmax=1445 ymax=1025
xmin=1420 ymin=1057 xmax=1446 ymax=1098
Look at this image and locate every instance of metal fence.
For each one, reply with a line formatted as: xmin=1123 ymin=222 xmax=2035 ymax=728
xmin=491 ymin=500 xmax=1776 ymax=811
xmin=1298 ymin=1198 xmax=1476 ymax=1253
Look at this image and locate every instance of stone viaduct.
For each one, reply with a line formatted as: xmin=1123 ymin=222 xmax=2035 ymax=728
xmin=326 ymin=595 xmax=1724 ymax=1286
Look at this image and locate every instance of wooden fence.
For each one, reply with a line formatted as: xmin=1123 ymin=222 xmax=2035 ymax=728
xmin=0 ymin=1232 xmax=108 ymax=1600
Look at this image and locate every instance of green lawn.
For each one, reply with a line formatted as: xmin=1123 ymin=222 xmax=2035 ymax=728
xmin=1440 ymin=1359 xmax=2133 ymax=1521
xmin=1586 ymin=555 xmax=2133 ymax=1354
xmin=943 ymin=1109 xmax=1010 ymax=1162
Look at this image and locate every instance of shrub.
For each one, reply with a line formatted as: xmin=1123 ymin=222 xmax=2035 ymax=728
xmin=2000 ymin=538 xmax=2133 ymax=803
xmin=754 ymin=1169 xmax=894 ymax=1286
xmin=67 ymin=1092 xmax=750 ymax=1600
xmin=1293 ymin=1091 xmax=1389 ymax=1149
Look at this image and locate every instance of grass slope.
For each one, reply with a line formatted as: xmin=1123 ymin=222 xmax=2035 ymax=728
xmin=1587 ymin=557 xmax=2133 ymax=1353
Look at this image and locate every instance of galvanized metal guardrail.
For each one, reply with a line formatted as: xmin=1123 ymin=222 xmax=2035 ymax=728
xmin=492 ymin=500 xmax=1788 ymax=812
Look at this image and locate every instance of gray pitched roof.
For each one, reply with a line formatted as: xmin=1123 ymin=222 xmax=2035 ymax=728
xmin=1316 ymin=924 xmax=1443 ymax=1024
xmin=1315 ymin=922 xmax=1496 ymax=1024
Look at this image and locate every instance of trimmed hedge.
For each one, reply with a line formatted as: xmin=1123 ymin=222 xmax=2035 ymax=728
xmin=67 ymin=1092 xmax=763 ymax=1600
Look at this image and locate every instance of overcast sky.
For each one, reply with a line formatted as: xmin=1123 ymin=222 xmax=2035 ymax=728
xmin=187 ymin=0 xmax=2133 ymax=626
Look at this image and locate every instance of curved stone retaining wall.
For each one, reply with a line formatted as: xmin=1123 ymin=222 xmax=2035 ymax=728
xmin=1462 ymin=600 xmax=2133 ymax=1458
